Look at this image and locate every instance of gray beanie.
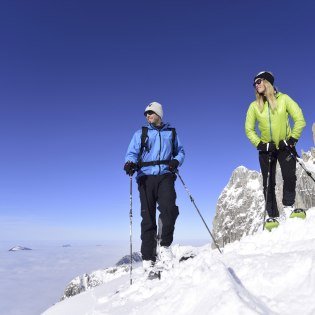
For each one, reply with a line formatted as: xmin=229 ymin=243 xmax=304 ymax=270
xmin=144 ymin=102 xmax=163 ymax=119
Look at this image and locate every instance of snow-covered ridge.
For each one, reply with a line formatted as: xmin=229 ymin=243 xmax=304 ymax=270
xmin=61 ymin=252 xmax=142 ymax=300
xmin=43 ymin=208 xmax=315 ymax=315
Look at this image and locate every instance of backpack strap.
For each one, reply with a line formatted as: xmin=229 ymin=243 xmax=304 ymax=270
xmin=139 ymin=127 xmax=149 ymax=161
xmin=171 ymin=127 xmax=177 ymax=157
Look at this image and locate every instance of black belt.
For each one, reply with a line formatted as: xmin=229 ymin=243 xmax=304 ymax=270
xmin=138 ymin=160 xmax=170 ymax=168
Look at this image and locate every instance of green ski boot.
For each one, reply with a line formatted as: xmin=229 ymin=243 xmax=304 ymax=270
xmin=264 ymin=218 xmax=279 ymax=232
xmin=289 ymin=208 xmax=306 ymax=219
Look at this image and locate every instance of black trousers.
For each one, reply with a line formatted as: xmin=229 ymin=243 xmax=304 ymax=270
xmin=138 ymin=173 xmax=179 ymax=261
xmin=259 ymin=150 xmax=296 ymax=218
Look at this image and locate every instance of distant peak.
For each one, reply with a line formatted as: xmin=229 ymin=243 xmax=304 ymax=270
xmin=8 ymin=245 xmax=32 ymax=251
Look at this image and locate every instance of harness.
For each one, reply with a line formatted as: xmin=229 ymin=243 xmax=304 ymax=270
xmin=138 ymin=126 xmax=177 ymax=169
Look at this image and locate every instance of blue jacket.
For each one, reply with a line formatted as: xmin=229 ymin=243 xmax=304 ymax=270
xmin=125 ymin=123 xmax=185 ymax=179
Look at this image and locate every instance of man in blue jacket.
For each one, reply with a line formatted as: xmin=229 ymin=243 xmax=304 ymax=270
xmin=124 ymin=102 xmax=185 ymax=276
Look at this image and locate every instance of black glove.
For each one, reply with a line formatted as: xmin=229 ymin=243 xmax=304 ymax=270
xmin=288 ymin=137 xmax=298 ymax=147
xmin=279 ymin=139 xmax=288 ymax=150
xmin=279 ymin=137 xmax=298 ymax=150
xmin=257 ymin=141 xmax=276 ymax=152
xmin=169 ymin=159 xmax=179 ymax=172
xmin=124 ymin=161 xmax=137 ymax=176
xmin=288 ymin=137 xmax=299 ymax=157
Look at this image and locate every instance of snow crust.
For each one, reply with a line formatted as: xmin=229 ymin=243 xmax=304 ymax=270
xmin=43 ymin=207 xmax=315 ymax=315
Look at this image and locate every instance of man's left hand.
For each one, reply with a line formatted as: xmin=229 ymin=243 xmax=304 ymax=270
xmin=169 ymin=159 xmax=179 ymax=172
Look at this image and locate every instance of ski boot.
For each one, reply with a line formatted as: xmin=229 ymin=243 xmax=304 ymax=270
xmin=147 ymin=268 xmax=161 ymax=280
xmin=289 ymin=208 xmax=306 ymax=219
xmin=143 ymin=260 xmax=161 ymax=280
xmin=157 ymin=246 xmax=174 ymax=270
xmin=264 ymin=217 xmax=279 ymax=231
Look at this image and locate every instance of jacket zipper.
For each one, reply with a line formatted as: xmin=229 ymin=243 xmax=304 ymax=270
xmin=268 ymin=103 xmax=273 ymax=141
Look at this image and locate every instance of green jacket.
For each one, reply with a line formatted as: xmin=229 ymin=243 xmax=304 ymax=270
xmin=245 ymin=92 xmax=306 ymax=148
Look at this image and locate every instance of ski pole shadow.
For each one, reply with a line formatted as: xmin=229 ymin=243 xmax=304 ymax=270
xmin=227 ymin=267 xmax=243 ymax=285
xmin=227 ymin=267 xmax=275 ymax=314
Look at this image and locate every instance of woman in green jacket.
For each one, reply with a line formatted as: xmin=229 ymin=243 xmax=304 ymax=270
xmin=245 ymin=71 xmax=306 ymax=225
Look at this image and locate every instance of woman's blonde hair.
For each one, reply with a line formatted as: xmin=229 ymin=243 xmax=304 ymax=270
xmin=255 ymin=79 xmax=277 ymax=112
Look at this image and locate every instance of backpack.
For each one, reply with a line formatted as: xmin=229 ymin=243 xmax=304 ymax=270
xmin=138 ymin=126 xmax=177 ymax=168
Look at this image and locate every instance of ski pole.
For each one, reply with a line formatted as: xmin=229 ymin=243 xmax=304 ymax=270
xmin=175 ymin=171 xmax=222 ymax=254
xmin=129 ymin=175 xmax=133 ymax=285
xmin=286 ymin=147 xmax=315 ymax=183
xmin=263 ymin=153 xmax=272 ymax=230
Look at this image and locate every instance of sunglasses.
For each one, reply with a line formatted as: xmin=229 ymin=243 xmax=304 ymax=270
xmin=144 ymin=110 xmax=155 ymax=116
xmin=253 ymin=78 xmax=264 ymax=87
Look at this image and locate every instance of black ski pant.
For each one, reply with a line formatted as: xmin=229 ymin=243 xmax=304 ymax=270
xmin=259 ymin=149 xmax=296 ymax=218
xmin=138 ymin=173 xmax=179 ymax=262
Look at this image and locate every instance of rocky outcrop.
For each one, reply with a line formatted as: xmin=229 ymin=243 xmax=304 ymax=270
xmin=116 ymin=252 xmax=142 ymax=266
xmin=295 ymin=149 xmax=315 ymax=209
xmin=212 ymin=149 xmax=315 ymax=248
xmin=61 ymin=252 xmax=142 ymax=300
xmin=212 ymin=166 xmax=264 ymax=247
xmin=61 ymin=265 xmax=130 ymax=300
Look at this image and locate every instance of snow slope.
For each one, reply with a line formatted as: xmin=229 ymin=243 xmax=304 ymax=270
xmin=43 ymin=208 xmax=315 ymax=315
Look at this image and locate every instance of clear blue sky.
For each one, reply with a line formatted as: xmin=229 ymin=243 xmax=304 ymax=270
xmin=1 ymin=0 xmax=314 ymax=243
